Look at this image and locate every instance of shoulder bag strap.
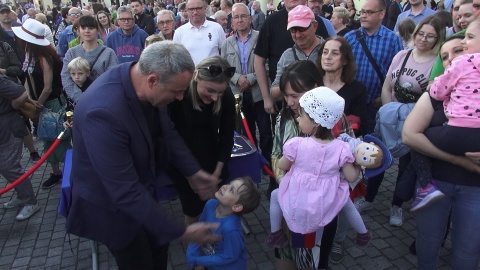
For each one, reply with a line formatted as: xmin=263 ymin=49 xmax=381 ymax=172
xmin=90 ymin=47 xmax=107 ymax=72
xmin=291 ymin=46 xmax=300 ymax=61
xmin=355 ymin=29 xmax=384 ymax=83
xmin=394 ymin=49 xmax=413 ymax=88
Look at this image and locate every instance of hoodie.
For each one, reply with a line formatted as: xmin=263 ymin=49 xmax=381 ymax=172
xmin=430 ymin=53 xmax=480 ymax=128
xmin=105 ymin=25 xmax=148 ymax=64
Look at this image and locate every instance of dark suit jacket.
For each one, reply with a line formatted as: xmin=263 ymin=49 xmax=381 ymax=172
xmin=252 ymin=10 xmax=266 ymax=31
xmin=66 ymin=63 xmax=200 ymax=250
xmin=387 ymin=2 xmax=401 ymax=31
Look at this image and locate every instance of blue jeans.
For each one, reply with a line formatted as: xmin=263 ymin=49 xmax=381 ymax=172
xmin=416 ymin=179 xmax=480 ymax=269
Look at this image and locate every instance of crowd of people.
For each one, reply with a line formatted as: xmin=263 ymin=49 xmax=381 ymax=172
xmin=1 ymin=0 xmax=480 ymax=269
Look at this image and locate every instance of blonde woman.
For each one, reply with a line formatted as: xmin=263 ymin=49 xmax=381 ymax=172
xmin=168 ymin=56 xmax=236 ymax=225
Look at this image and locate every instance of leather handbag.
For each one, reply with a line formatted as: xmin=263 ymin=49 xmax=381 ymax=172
xmin=18 ymin=101 xmax=39 ymax=120
xmin=393 ymin=50 xmax=421 ymax=103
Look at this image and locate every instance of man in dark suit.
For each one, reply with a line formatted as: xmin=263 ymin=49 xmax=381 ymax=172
xmin=251 ymin=0 xmax=265 ymax=30
xmin=66 ymin=41 xmax=220 ymax=270
xmin=387 ymin=0 xmax=402 ymax=30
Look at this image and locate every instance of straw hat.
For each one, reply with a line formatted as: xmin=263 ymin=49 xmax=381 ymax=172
xmin=12 ymin=18 xmax=50 ymax=46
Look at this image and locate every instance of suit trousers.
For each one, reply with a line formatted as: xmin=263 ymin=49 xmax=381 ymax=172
xmin=109 ymin=229 xmax=169 ymax=270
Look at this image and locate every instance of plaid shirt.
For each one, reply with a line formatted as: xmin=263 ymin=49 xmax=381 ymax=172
xmin=344 ymin=26 xmax=402 ymax=103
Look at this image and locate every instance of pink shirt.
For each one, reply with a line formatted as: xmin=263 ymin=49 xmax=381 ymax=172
xmin=278 ymin=137 xmax=354 ymax=234
xmin=430 ymin=53 xmax=480 ymax=128
xmin=387 ymin=49 xmax=436 ymax=102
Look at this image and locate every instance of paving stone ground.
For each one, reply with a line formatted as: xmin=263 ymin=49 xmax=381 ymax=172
xmin=0 ymin=138 xmax=459 ymax=269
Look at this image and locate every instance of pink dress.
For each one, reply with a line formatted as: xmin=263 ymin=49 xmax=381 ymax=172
xmin=278 ymin=137 xmax=353 ymax=234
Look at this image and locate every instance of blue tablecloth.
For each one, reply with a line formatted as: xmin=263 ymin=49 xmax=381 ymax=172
xmin=58 ymin=136 xmax=266 ymax=217
xmin=58 ymin=149 xmax=72 ymax=218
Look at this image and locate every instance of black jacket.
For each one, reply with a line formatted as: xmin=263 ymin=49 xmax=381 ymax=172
xmin=135 ymin=12 xmax=155 ymax=35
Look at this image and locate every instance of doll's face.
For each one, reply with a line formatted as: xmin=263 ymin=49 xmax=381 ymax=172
xmin=354 ymin=142 xmax=381 ymax=168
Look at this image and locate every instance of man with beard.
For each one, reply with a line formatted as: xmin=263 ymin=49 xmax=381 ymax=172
xmin=132 ymin=0 xmax=155 ymax=35
xmin=393 ymin=0 xmax=435 ymax=32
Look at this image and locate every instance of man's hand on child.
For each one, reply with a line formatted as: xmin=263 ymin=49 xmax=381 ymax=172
xmin=181 ymin=222 xmax=221 ymax=244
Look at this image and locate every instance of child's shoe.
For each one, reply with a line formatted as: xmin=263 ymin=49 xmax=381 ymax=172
xmin=410 ymin=182 xmax=445 ymax=212
xmin=265 ymin=230 xmax=288 ymax=248
xmin=355 ymin=230 xmax=372 ymax=248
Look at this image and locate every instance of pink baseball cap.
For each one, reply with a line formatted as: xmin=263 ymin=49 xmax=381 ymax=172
xmin=287 ymin=5 xmax=315 ymax=30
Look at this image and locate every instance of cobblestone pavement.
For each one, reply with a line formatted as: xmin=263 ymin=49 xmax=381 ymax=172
xmin=0 ymin=138 xmax=458 ymax=270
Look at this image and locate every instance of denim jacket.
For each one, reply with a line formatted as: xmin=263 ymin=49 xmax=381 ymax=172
xmin=374 ymin=102 xmax=415 ymax=158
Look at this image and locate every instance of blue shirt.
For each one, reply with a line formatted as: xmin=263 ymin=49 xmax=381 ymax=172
xmin=234 ymin=31 xmax=252 ymax=75
xmin=393 ymin=6 xmax=436 ymax=32
xmin=320 ymin=16 xmax=337 ymax=37
xmin=186 ymin=200 xmax=246 ymax=270
xmin=344 ymin=26 xmax=402 ymax=103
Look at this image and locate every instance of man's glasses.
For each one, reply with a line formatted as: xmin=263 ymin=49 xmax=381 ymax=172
xmin=118 ymin=18 xmax=134 ymax=22
xmin=289 ymin=23 xmax=313 ymax=33
xmin=359 ymin=9 xmax=383 ymax=15
xmin=187 ymin=6 xmax=205 ymax=12
xmin=158 ymin=19 xmax=174 ymax=25
xmin=417 ymin=32 xmax=437 ymax=41
xmin=232 ymin=14 xmax=249 ymax=20
xmin=198 ymin=65 xmax=236 ymax=78
xmin=68 ymin=12 xmax=82 ymax=17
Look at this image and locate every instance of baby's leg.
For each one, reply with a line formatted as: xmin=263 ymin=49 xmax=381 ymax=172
xmin=341 ymin=200 xmax=367 ymax=234
xmin=269 ymin=189 xmax=282 ymax=232
xmin=266 ymin=189 xmax=288 ymax=248
xmin=410 ymin=149 xmax=432 ymax=188
xmin=341 ymin=200 xmax=372 ymax=247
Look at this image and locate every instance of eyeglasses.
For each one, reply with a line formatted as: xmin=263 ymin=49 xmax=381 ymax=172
xmin=359 ymin=9 xmax=383 ymax=15
xmin=68 ymin=12 xmax=82 ymax=17
xmin=158 ymin=19 xmax=174 ymax=25
xmin=118 ymin=18 xmax=134 ymax=22
xmin=232 ymin=14 xmax=249 ymax=20
xmin=198 ymin=65 xmax=236 ymax=78
xmin=289 ymin=23 xmax=313 ymax=33
xmin=187 ymin=6 xmax=205 ymax=12
xmin=417 ymin=32 xmax=437 ymax=41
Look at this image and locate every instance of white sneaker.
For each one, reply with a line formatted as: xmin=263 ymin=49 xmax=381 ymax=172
xmin=3 ymin=196 xmax=23 ymax=209
xmin=354 ymin=197 xmax=373 ymax=213
xmin=390 ymin=206 xmax=403 ymax=226
xmin=16 ymin=204 xmax=41 ymax=221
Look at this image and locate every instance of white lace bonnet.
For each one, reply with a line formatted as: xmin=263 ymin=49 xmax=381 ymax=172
xmin=299 ymin=87 xmax=345 ymax=129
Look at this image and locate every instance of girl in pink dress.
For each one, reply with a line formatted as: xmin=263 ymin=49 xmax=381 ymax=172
xmin=265 ymin=87 xmax=372 ymax=249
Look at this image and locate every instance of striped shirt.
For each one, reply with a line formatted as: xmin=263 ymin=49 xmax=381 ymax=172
xmin=344 ymin=26 xmax=402 ymax=103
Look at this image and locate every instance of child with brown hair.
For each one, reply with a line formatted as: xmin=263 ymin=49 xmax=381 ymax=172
xmin=186 ymin=176 xmax=261 ymax=270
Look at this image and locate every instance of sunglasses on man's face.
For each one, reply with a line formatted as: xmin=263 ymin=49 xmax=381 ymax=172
xmin=198 ymin=65 xmax=236 ymax=78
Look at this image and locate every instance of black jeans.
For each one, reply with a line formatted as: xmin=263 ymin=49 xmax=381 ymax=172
xmin=242 ymin=91 xmax=273 ymax=164
xmin=109 ymin=230 xmax=169 ymax=270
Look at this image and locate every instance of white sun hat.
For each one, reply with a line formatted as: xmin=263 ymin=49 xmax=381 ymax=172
xmin=299 ymin=87 xmax=345 ymax=129
xmin=12 ymin=19 xmax=50 ymax=46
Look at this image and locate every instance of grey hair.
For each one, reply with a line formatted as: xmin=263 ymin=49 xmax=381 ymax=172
xmin=232 ymin=3 xmax=249 ymax=12
xmin=157 ymin=9 xmax=175 ymax=20
xmin=214 ymin=10 xmax=227 ymax=19
xmin=138 ymin=41 xmax=195 ymax=84
xmin=253 ymin=0 xmax=260 ymax=5
xmin=117 ymin=6 xmax=134 ymax=17
xmin=186 ymin=0 xmax=207 ymax=5
xmin=178 ymin=2 xmax=187 ymax=10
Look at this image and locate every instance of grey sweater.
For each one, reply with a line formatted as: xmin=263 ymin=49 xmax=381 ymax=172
xmin=61 ymin=44 xmax=118 ymax=104
xmin=271 ymin=37 xmax=324 ymax=89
